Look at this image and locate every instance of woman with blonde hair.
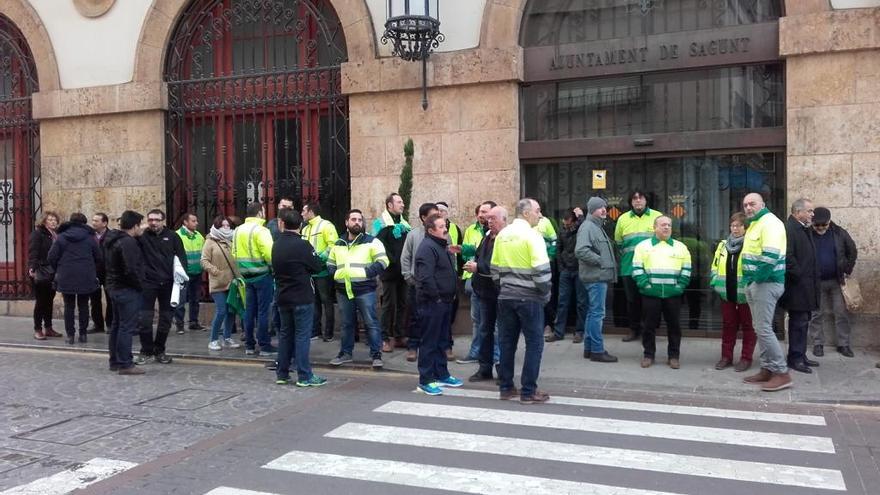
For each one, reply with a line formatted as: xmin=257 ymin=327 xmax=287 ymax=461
xmin=201 ymin=215 xmax=241 ymax=351
xmin=28 ymin=211 xmax=61 ymax=340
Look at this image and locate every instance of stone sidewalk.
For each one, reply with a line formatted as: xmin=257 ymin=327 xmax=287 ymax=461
xmin=2 ymin=315 xmax=879 ymax=405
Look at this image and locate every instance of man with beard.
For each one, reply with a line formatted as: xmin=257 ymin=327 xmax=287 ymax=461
xmin=135 ymin=209 xmax=186 ymax=365
xmin=372 ymin=193 xmax=411 ymax=352
xmin=329 ymin=209 xmax=389 ymax=368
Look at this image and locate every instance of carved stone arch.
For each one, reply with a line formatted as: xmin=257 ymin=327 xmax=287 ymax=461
xmin=0 ymin=0 xmax=60 ymax=91
xmin=480 ymin=0 xmax=527 ymax=49
xmin=133 ymin=0 xmax=378 ymax=84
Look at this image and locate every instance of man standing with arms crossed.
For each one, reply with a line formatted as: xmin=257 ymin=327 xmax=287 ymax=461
xmin=741 ymin=193 xmax=792 ymax=392
xmin=301 ymin=202 xmax=339 ymax=342
xmin=492 ymin=198 xmax=553 ymax=404
xmin=614 ymin=191 xmax=662 ymax=342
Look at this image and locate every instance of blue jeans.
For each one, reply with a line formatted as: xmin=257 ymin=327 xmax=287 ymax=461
xmin=476 ymin=295 xmax=501 ymax=375
xmin=338 ymin=290 xmax=382 ymax=359
xmin=418 ymin=300 xmax=452 ymax=385
xmin=277 ymin=304 xmax=315 ymax=382
xmin=554 ymin=270 xmax=585 ymax=337
xmin=497 ymin=298 xmax=544 ymax=397
xmin=174 ymin=274 xmax=202 ymax=325
xmin=584 ymin=282 xmax=608 ymax=353
xmin=209 ymin=291 xmax=233 ymax=342
xmin=108 ymin=287 xmax=141 ymax=369
xmin=464 ymin=279 xmax=483 ymax=358
xmin=244 ymin=275 xmax=274 ymax=350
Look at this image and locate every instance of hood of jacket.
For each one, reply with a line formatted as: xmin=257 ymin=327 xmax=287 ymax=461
xmin=57 ymin=222 xmax=95 ymax=242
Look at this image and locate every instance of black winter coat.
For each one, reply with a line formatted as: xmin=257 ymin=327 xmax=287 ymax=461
xmin=415 ymin=233 xmax=457 ymax=303
xmin=781 ymin=216 xmax=819 ymax=312
xmin=556 ymin=223 xmax=580 ymax=272
xmin=138 ymin=227 xmax=186 ymax=288
xmin=95 ymin=229 xmax=113 ymax=283
xmin=47 ymin=222 xmax=101 ymax=295
xmin=272 ymin=231 xmax=323 ymax=307
xmin=375 ymin=214 xmax=407 ymax=281
xmin=104 ymin=230 xmax=144 ymax=292
xmin=27 ymin=226 xmax=54 ymax=273
xmin=813 ymin=223 xmax=858 ymax=284
xmin=472 ymin=233 xmax=498 ymax=301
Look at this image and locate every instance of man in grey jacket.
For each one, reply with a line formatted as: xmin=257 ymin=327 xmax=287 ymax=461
xmin=400 ymin=203 xmax=439 ymax=361
xmin=575 ymin=197 xmax=618 ymax=363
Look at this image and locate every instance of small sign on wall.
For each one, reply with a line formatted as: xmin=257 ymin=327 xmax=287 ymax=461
xmin=592 ymin=169 xmax=607 ymax=189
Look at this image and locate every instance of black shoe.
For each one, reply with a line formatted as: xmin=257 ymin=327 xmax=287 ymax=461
xmin=188 ymin=322 xmax=205 ymax=331
xmin=583 ymin=350 xmax=591 ymax=359
xmin=265 ymin=361 xmax=278 ymax=371
xmin=87 ymin=326 xmax=103 ymax=334
xmin=66 ymin=335 xmax=75 ymax=345
xmin=789 ymin=360 xmax=812 ymax=374
xmin=837 ymin=346 xmax=854 ymax=357
xmin=544 ymin=334 xmax=563 ymax=342
xmin=468 ymin=371 xmax=493 ymax=383
xmin=813 ymin=345 xmax=824 ymax=357
xmin=175 ymin=325 xmax=184 ymax=335
xmin=622 ymin=332 xmax=640 ymax=342
xmin=155 ymin=353 xmax=173 ymax=364
xmin=803 ymin=357 xmax=820 ymax=367
xmin=590 ymin=351 xmax=619 ymax=363
xmin=78 ymin=333 xmax=87 ymax=343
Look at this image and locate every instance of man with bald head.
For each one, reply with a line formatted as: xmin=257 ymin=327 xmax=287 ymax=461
xmin=631 ymin=216 xmax=691 ymax=369
xmin=741 ymin=193 xmax=791 ymax=392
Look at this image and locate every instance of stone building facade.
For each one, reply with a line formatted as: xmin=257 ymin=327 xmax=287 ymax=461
xmin=0 ymin=0 xmax=878 ymax=343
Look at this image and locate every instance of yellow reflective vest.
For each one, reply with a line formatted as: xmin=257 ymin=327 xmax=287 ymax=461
xmin=460 ymin=222 xmax=486 ymax=280
xmin=327 ymin=233 xmax=389 ymax=299
xmin=490 ymin=218 xmax=552 ymax=302
xmin=710 ymin=240 xmax=746 ymax=303
xmin=177 ymin=227 xmax=205 ymax=275
xmin=232 ymin=217 xmax=273 ymax=279
xmin=533 ymin=216 xmax=558 ymax=260
xmin=614 ymin=208 xmax=663 ymax=276
xmin=631 ymin=236 xmax=692 ymax=298
xmin=742 ymin=208 xmax=787 ymax=285
xmin=301 ymin=215 xmax=339 ymax=278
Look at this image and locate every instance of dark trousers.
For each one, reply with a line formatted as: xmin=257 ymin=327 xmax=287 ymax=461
xmin=497 ymin=299 xmax=544 ymax=397
xmin=477 ymin=294 xmax=498 ymax=376
xmin=62 ymin=293 xmax=90 ymax=337
xmin=277 ymin=303 xmax=315 ymax=382
xmin=139 ymin=284 xmax=173 ymax=356
xmin=787 ymin=310 xmax=812 ymax=363
xmin=417 ymin=300 xmax=452 ymax=385
xmin=32 ymin=281 xmax=55 ymax=330
xmin=109 ymin=288 xmax=141 ymax=370
xmin=720 ymin=301 xmax=756 ymax=362
xmin=380 ymin=278 xmax=408 ymax=341
xmin=622 ymin=276 xmax=644 ymax=335
xmin=406 ymin=284 xmax=421 ymax=350
xmin=313 ymin=276 xmax=335 ymax=339
xmin=642 ymin=295 xmax=682 ymax=359
xmin=174 ymin=274 xmax=202 ymax=326
xmin=90 ymin=286 xmax=112 ymax=331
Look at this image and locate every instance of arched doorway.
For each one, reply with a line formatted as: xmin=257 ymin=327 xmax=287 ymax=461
xmin=164 ymin=0 xmax=350 ymax=227
xmin=519 ymin=0 xmax=786 ymax=334
xmin=0 ymin=14 xmax=40 ymax=299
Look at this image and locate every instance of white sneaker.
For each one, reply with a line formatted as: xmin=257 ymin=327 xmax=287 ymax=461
xmin=223 ymin=338 xmax=240 ymax=349
xmin=208 ymin=340 xmax=222 ymax=351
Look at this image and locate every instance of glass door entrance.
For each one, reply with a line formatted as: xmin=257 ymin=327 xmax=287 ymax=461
xmin=522 ymin=150 xmax=785 ymax=335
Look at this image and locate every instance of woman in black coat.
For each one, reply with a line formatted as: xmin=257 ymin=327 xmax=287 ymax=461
xmin=28 ymin=211 xmax=60 ymax=340
xmin=48 ymin=213 xmax=101 ymax=344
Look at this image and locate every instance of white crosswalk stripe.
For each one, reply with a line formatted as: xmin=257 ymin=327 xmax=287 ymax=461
xmin=204 ymin=489 xmax=281 ymax=495
xmin=0 ymin=458 xmax=136 ymax=495
xmin=374 ymin=401 xmax=836 ymax=453
xmin=247 ymin=391 xmax=846 ymax=494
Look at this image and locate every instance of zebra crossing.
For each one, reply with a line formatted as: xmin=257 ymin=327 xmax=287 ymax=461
xmin=205 ymin=388 xmax=849 ymax=494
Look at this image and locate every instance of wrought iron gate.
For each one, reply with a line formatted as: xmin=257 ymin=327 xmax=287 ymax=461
xmin=164 ymin=0 xmax=350 ymax=227
xmin=0 ymin=14 xmax=41 ymax=299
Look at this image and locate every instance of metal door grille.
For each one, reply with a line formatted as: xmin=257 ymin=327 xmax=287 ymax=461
xmin=164 ymin=0 xmax=350 ymax=227
xmin=0 ymin=14 xmax=40 ymax=299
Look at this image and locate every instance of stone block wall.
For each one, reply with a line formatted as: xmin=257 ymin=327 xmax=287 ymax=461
xmin=782 ymin=6 xmax=880 ymax=346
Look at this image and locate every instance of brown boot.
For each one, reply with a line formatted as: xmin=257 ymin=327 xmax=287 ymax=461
xmin=44 ymin=328 xmax=62 ymax=338
xmin=761 ymin=372 xmax=792 ymax=392
xmin=405 ymin=349 xmax=417 ymax=362
xmin=33 ymin=330 xmax=46 ymax=341
xmin=734 ymin=360 xmax=752 ymax=372
xmin=394 ymin=337 xmax=407 ymax=349
xmin=640 ymin=357 xmax=653 ymax=368
xmin=743 ymin=368 xmax=772 ymax=384
xmin=381 ymin=340 xmax=393 ymax=353
xmin=714 ymin=358 xmax=732 ymax=370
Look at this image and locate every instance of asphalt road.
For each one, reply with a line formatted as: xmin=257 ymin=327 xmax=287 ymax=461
xmin=0 ymin=347 xmax=877 ymax=495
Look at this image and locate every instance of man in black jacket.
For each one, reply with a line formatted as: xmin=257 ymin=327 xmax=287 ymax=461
xmin=105 ymin=210 xmax=146 ymax=375
xmin=546 ymin=209 xmax=585 ymax=343
xmin=810 ymin=207 xmax=858 ymax=358
xmin=465 ymin=205 xmax=507 ymax=382
xmin=782 ymin=198 xmax=820 ymax=374
xmin=372 ymin=192 xmax=410 ymax=351
xmin=414 ymin=214 xmax=462 ymax=396
xmin=89 ymin=212 xmax=113 ymax=334
xmin=272 ymin=208 xmax=326 ymax=387
xmin=136 ymin=209 xmax=186 ymax=365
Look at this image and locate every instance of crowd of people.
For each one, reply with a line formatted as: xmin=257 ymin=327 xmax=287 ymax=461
xmin=25 ymin=189 xmax=861 ymax=396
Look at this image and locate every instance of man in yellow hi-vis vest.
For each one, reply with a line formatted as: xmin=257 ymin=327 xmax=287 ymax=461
xmin=301 ymin=202 xmax=339 ymax=342
xmin=491 ymin=198 xmax=552 ymax=404
xmin=232 ymin=202 xmax=276 ymax=357
xmin=328 ymin=209 xmax=389 ymax=369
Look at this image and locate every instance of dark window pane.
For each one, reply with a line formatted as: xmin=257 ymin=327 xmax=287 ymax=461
xmin=522 ymin=0 xmax=783 ymax=47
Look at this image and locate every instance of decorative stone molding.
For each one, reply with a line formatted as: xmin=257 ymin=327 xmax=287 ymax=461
xmin=133 ymin=0 xmax=378 ymax=84
xmin=480 ymin=0 xmax=526 ymax=49
xmin=73 ymin=0 xmax=116 ymax=18
xmin=0 ymin=0 xmax=61 ymax=91
xmin=780 ymin=8 xmax=880 ymax=56
xmin=32 ymin=81 xmax=167 ymax=120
